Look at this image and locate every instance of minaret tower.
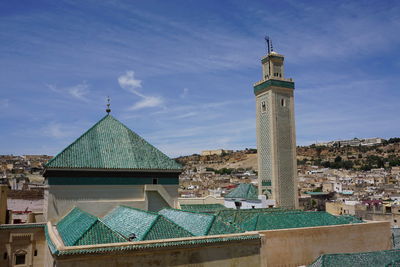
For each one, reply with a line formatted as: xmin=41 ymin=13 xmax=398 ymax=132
xmin=254 ymin=37 xmax=298 ymax=209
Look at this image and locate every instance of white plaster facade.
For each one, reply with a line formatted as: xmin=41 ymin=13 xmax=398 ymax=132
xmin=224 ymin=195 xmax=275 ymax=209
xmin=45 ymin=184 xmax=179 ymax=223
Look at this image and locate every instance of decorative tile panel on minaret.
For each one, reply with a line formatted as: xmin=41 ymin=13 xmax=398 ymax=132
xmin=254 ymin=43 xmax=298 ymax=209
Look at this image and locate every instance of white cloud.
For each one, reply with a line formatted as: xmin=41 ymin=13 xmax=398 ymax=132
xmin=118 ymin=70 xmax=164 ymax=110
xmin=43 ymin=122 xmax=76 ymax=139
xmin=130 ymin=96 xmax=163 ymax=110
xmin=118 ymin=71 xmax=142 ymax=93
xmin=47 ymin=81 xmax=90 ymax=102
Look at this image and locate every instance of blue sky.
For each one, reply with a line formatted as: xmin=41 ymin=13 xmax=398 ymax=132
xmin=1 ymin=0 xmax=400 ymax=157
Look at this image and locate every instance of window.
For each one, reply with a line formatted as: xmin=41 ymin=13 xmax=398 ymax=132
xmin=280 ymin=98 xmax=286 ymax=107
xmin=15 ymin=252 xmax=26 ymax=265
xmin=152 ymin=178 xmax=158 ymax=185
xmin=3 ymin=252 xmax=7 ymax=260
xmin=34 ymin=250 xmax=37 ymax=256
xmin=395 ymin=219 xmax=397 ymax=223
xmin=261 ymin=101 xmax=266 ymax=112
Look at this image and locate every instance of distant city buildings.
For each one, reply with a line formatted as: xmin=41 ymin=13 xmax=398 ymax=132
xmin=315 ymin=137 xmax=385 ymax=147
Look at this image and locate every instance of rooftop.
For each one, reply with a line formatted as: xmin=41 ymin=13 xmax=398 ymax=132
xmin=47 ymin=206 xmax=364 ymax=256
xmin=224 ymin=183 xmax=259 ymax=200
xmin=45 ymin=115 xmax=182 ymax=171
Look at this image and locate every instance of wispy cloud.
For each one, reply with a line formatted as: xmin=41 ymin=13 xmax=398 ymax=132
xmin=118 ymin=71 xmax=164 ymax=110
xmin=42 ymin=122 xmax=79 ymax=139
xmin=47 ymin=81 xmax=90 ymax=102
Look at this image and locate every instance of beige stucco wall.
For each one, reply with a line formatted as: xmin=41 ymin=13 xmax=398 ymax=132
xmin=326 ymin=202 xmax=357 ymax=215
xmin=0 ymin=225 xmax=47 ymax=267
xmin=259 ymin=221 xmax=392 ymax=267
xmin=47 ymin=185 xmax=147 ymax=222
xmin=53 ymin=238 xmax=261 ymax=267
xmin=47 ymin=184 xmax=180 ymax=222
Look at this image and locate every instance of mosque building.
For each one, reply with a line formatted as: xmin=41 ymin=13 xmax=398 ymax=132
xmin=0 ymin=42 xmax=393 ymax=267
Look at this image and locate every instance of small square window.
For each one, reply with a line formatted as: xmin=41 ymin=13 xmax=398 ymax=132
xmin=152 ymin=178 xmax=158 ymax=185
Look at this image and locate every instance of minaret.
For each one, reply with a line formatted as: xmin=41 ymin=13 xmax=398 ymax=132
xmin=254 ymin=38 xmax=298 ymax=209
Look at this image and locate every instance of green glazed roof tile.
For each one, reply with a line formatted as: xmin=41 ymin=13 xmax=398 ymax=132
xmin=143 ymin=216 xmax=194 ymax=241
xmin=224 ymin=183 xmax=259 ymax=200
xmin=159 ymin=208 xmax=242 ymax=236
xmin=247 ymin=211 xmax=352 ymax=231
xmin=52 ymin=234 xmax=261 ymax=256
xmin=102 ymin=205 xmax=194 ymax=241
xmin=208 ymin=217 xmax=242 ymax=235
xmin=45 ymin=115 xmax=182 ymax=170
xmin=102 ymin=206 xmax=159 ymax=240
xmin=180 ymin=204 xmax=227 ymax=213
xmin=159 ymin=208 xmax=215 ymax=236
xmin=75 ymin=221 xmax=127 ymax=246
xmin=308 ymin=249 xmax=400 ymax=267
xmin=56 ymin=207 xmax=98 ymax=246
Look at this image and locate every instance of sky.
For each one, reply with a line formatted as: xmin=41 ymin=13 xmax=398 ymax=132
xmin=1 ymin=0 xmax=400 ymax=157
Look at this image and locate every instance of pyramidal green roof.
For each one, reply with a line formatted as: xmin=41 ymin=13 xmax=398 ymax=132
xmin=45 ymin=115 xmax=182 ymax=170
xmin=224 ymin=183 xmax=259 ymax=200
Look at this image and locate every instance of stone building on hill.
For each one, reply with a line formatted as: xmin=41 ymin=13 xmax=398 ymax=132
xmin=43 ymin=114 xmax=182 ymax=222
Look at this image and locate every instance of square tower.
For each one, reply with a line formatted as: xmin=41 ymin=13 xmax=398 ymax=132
xmin=254 ymin=50 xmax=298 ymax=209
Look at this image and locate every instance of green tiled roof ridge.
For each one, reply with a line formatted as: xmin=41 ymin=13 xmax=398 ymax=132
xmin=225 ymin=183 xmax=258 ymax=200
xmin=141 ymin=214 xmax=162 ymax=240
xmin=102 ymin=205 xmax=159 ymax=240
xmin=75 ymin=219 xmax=127 ymax=246
xmin=56 ymin=207 xmax=98 ymax=246
xmin=45 ymin=114 xmax=182 ymax=170
xmin=205 ymin=215 xmax=216 ymax=235
xmin=142 ymin=215 xmax=194 ymax=241
xmin=45 ymin=115 xmax=111 ymax=168
xmin=159 ymin=208 xmax=215 ymax=236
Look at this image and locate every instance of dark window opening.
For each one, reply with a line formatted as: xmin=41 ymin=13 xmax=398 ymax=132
xmin=15 ymin=254 xmax=26 ymax=265
xmin=281 ymin=98 xmax=285 ymax=107
xmin=152 ymin=178 xmax=158 ymax=185
xmin=3 ymin=252 xmax=7 ymax=260
xmin=252 ymin=206 xmax=255 ymax=209
xmin=395 ymin=219 xmax=397 ymax=223
xmin=34 ymin=250 xmax=37 ymax=256
xmin=261 ymin=101 xmax=266 ymax=112
xmin=234 ymin=201 xmax=242 ymax=210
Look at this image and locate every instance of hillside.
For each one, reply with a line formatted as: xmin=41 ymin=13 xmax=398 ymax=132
xmin=176 ymin=138 xmax=400 ymax=172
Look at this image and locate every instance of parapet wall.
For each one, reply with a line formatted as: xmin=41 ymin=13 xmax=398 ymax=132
xmin=259 ymin=221 xmax=392 ymax=267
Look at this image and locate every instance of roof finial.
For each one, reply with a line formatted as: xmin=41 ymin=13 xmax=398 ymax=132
xmin=106 ymin=96 xmax=111 ymax=114
xmin=265 ymin=35 xmax=270 ymax=54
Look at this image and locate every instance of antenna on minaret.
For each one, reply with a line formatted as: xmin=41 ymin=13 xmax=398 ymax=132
xmin=265 ymin=35 xmax=274 ymax=54
xmin=270 ymin=39 xmax=274 ymax=52
xmin=265 ymin=35 xmax=271 ymax=54
xmin=106 ymin=96 xmax=111 ymax=114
